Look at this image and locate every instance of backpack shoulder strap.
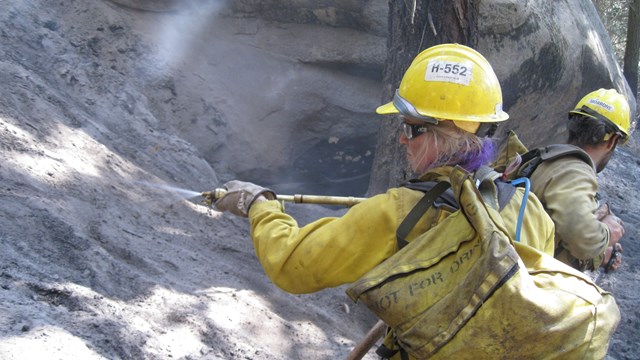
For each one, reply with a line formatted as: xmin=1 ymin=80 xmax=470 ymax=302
xmin=538 ymin=144 xmax=592 ymax=164
xmin=403 ymin=180 xmax=457 ymax=209
xmin=398 ymin=170 xmax=517 ymax=249
xmin=474 ymin=166 xmax=516 ymax=212
xmin=396 ymin=181 xmax=452 ymax=249
xmin=495 ymin=180 xmax=517 ymax=211
xmin=517 ymin=144 xmax=593 ymax=178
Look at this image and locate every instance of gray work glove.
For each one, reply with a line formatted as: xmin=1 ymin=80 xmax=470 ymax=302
xmin=214 ymin=180 xmax=276 ymax=217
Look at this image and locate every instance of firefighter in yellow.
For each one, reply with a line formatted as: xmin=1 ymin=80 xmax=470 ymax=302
xmin=214 ymin=44 xmax=556 ymax=358
xmin=528 ymin=89 xmax=630 ymax=273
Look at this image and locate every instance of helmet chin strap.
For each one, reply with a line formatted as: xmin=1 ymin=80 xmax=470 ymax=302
xmin=475 ymin=123 xmax=498 ymax=137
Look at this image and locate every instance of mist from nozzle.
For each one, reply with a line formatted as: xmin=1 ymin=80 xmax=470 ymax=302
xmin=135 ymin=181 xmax=201 ymax=199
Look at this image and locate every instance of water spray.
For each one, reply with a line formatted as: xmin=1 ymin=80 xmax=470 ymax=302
xmin=201 ymin=189 xmax=366 ymax=207
xmin=135 ymin=181 xmax=202 ymax=199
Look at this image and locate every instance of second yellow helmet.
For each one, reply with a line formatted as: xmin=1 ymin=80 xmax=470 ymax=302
xmin=569 ymin=88 xmax=631 ymax=139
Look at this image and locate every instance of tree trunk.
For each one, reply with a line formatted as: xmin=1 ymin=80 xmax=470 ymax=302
xmin=368 ymin=0 xmax=479 ymax=195
xmin=623 ymin=0 xmax=639 ymax=118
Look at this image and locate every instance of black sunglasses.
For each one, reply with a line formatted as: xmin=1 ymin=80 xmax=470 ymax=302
xmin=402 ymin=122 xmax=430 ymax=140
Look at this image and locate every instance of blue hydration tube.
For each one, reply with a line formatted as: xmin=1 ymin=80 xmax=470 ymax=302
xmin=509 ymin=177 xmax=531 ymax=242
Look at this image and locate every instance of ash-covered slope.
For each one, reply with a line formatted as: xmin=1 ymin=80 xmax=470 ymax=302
xmin=0 ymin=1 xmax=638 ymax=360
xmin=0 ymin=1 xmax=377 ymax=359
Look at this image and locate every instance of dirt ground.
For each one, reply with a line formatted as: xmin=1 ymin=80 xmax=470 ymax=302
xmin=0 ymin=1 xmax=638 ymax=359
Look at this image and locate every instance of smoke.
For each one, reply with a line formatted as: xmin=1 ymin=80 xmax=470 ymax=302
xmin=151 ymin=1 xmax=228 ymax=71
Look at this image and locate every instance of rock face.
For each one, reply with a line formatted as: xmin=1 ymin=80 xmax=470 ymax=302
xmin=0 ymin=1 xmax=638 ymax=359
xmin=478 ymin=0 xmax=636 ymax=147
xmin=106 ymin=0 xmax=388 ymax=198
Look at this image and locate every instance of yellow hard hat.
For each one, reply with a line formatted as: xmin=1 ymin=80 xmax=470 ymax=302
xmin=376 ymin=43 xmax=509 ymax=133
xmin=569 ymin=88 xmax=631 ymax=139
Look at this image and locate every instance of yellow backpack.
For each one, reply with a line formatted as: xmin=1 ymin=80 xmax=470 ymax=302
xmin=346 ymin=166 xmax=619 ymax=359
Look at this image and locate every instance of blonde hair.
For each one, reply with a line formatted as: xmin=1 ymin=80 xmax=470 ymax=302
xmin=413 ymin=121 xmax=495 ymax=174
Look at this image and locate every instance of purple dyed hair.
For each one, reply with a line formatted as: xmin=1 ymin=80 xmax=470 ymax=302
xmin=456 ymin=137 xmax=496 ymax=172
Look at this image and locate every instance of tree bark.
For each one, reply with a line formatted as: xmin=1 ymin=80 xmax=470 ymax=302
xmin=368 ymin=0 xmax=479 ymax=195
xmin=623 ymin=0 xmax=639 ymax=111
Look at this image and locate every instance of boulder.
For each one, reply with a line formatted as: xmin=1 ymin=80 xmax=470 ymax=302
xmin=479 ymin=0 xmax=635 ymax=146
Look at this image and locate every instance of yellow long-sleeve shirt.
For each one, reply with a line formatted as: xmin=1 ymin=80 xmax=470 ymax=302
xmin=247 ymin=167 xmax=555 ymax=294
